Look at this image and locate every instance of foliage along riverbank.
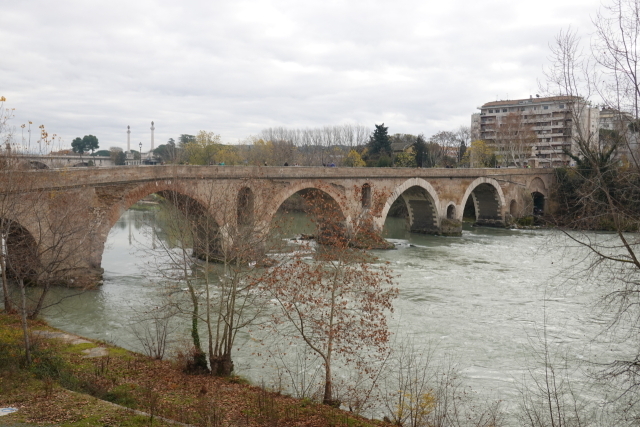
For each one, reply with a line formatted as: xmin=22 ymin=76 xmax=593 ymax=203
xmin=0 ymin=313 xmax=384 ymax=427
xmin=549 ymin=166 xmax=640 ymax=232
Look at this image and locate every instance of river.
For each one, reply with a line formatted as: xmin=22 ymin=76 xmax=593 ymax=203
xmin=17 ymin=206 xmax=635 ymax=422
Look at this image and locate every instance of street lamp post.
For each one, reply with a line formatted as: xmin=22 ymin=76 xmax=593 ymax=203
xmin=139 ymin=142 xmax=142 ymax=165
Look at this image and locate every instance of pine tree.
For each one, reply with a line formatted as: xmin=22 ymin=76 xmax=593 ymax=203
xmin=368 ymin=123 xmax=391 ymax=156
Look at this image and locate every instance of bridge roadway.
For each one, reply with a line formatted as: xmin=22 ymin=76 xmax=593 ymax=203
xmin=1 ymin=165 xmax=555 ymax=286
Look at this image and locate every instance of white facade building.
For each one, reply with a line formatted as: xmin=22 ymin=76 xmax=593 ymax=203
xmin=474 ymin=96 xmax=599 ymax=167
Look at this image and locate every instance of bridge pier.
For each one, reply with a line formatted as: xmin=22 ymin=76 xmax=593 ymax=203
xmin=439 ymin=218 xmax=463 ymax=236
xmin=191 ymin=226 xmax=225 ymax=263
xmin=62 ymin=266 xmax=105 ymax=288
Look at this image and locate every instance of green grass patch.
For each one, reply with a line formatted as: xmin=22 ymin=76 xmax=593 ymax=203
xmin=64 ymin=342 xmax=97 ymax=354
xmin=103 ymin=383 xmax=138 ymax=408
xmin=108 ymin=346 xmax=132 ymax=358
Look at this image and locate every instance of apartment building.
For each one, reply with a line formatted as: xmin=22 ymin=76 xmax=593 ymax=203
xmin=475 ymin=95 xmax=599 ymax=167
xmin=599 ymin=108 xmax=639 ymax=163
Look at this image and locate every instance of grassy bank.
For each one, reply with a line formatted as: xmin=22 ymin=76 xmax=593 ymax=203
xmin=0 ymin=314 xmax=381 ymax=427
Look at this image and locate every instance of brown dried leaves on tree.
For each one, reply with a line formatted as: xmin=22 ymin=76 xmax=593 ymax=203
xmin=259 ymin=185 xmax=398 ymax=406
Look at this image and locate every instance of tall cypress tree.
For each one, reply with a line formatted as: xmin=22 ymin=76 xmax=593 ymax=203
xmin=413 ymin=134 xmax=427 ymax=168
xmin=368 ymin=123 xmax=391 ymax=156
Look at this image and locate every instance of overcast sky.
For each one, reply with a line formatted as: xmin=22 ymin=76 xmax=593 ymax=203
xmin=1 ymin=0 xmax=603 ymax=151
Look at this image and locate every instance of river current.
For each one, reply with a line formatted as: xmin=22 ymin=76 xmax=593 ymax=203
xmin=23 ymin=207 xmax=634 ymax=421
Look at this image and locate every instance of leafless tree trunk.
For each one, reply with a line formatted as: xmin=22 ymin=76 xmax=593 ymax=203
xmin=517 ymin=311 xmax=594 ymax=427
xmin=541 ymin=4 xmax=640 ymax=420
xmin=259 ymin=187 xmax=397 ymax=406
xmin=19 ymin=278 xmax=31 ymax=365
xmin=141 ymin=174 xmax=286 ymax=376
xmin=381 ymin=339 xmax=504 ymax=427
xmin=593 ymin=0 xmax=640 ymax=167
xmin=257 ymin=124 xmax=371 ymax=166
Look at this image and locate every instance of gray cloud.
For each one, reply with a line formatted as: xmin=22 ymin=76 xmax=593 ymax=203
xmin=1 ymin=0 xmax=601 ymax=150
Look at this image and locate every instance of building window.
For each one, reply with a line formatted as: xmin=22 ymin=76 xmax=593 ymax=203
xmin=502 ymin=109 xmax=507 ymax=112
xmin=559 ymin=104 xmax=565 ymax=109
xmin=489 ymin=109 xmax=493 ymax=113
xmin=543 ymin=106 xmax=549 ymax=109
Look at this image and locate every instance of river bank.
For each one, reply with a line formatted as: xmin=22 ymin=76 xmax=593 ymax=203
xmin=0 ymin=313 xmax=383 ymax=427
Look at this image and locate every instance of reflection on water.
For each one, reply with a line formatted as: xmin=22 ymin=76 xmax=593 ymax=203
xmin=20 ymin=206 xmax=632 ymax=421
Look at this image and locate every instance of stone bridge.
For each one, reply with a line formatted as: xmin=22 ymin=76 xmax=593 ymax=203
xmin=0 ymin=165 xmax=554 ymax=286
xmin=11 ymin=154 xmax=115 ymax=169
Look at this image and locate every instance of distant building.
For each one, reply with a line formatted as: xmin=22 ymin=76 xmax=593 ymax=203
xmin=599 ymin=107 xmax=639 ymax=163
xmin=390 ymin=141 xmax=414 ymax=154
xmin=470 ymin=113 xmax=481 ymax=142
xmin=474 ymin=95 xmax=599 ymax=167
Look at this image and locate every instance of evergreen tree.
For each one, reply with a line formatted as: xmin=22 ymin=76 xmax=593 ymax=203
xmin=413 ymin=134 xmax=427 ymax=167
xmin=71 ymin=137 xmax=85 ymax=154
xmin=367 ymin=123 xmax=391 ymax=156
xmin=82 ymin=135 xmax=99 ymax=154
xmin=179 ymin=134 xmax=196 ymax=147
xmin=71 ymin=135 xmax=99 ymax=155
xmin=115 ymin=151 xmax=126 ymax=165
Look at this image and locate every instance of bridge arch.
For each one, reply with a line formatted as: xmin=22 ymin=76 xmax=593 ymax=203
xmin=29 ymin=161 xmax=49 ymax=169
xmin=446 ymin=203 xmax=456 ymax=220
xmin=93 ymin=180 xmax=219 ymax=270
xmin=0 ymin=217 xmax=41 ymax=281
xmin=529 ymin=177 xmax=547 ymax=194
xmin=378 ymin=178 xmax=442 ymax=234
xmin=532 ymin=192 xmax=545 ymax=215
xmin=266 ymin=181 xmax=349 ymax=225
xmin=529 ymin=177 xmax=547 ymax=215
xmin=104 ymin=180 xmax=213 ymax=233
xmin=460 ymin=177 xmax=506 ymax=226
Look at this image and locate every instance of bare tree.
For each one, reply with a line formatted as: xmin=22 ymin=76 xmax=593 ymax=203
xmin=381 ymin=340 xmax=504 ymax=427
xmin=517 ymin=311 xmax=595 ymax=427
xmin=141 ymin=175 xmax=287 ymax=376
xmin=542 ymin=4 xmax=640 ymax=420
xmin=593 ymin=0 xmax=640 ymax=167
xmin=426 ymin=131 xmax=461 ymax=167
xmin=130 ymin=305 xmax=178 ymax=360
xmin=0 ymin=178 xmax=90 ymax=364
xmin=259 ymin=187 xmax=397 ymax=406
xmin=493 ymin=112 xmax=538 ymax=167
xmin=0 ymin=98 xmax=91 ymax=365
xmin=257 ymin=124 xmax=371 ymax=166
xmin=455 ymin=126 xmax=471 ymax=164
xmin=145 ymin=189 xmax=210 ymax=372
